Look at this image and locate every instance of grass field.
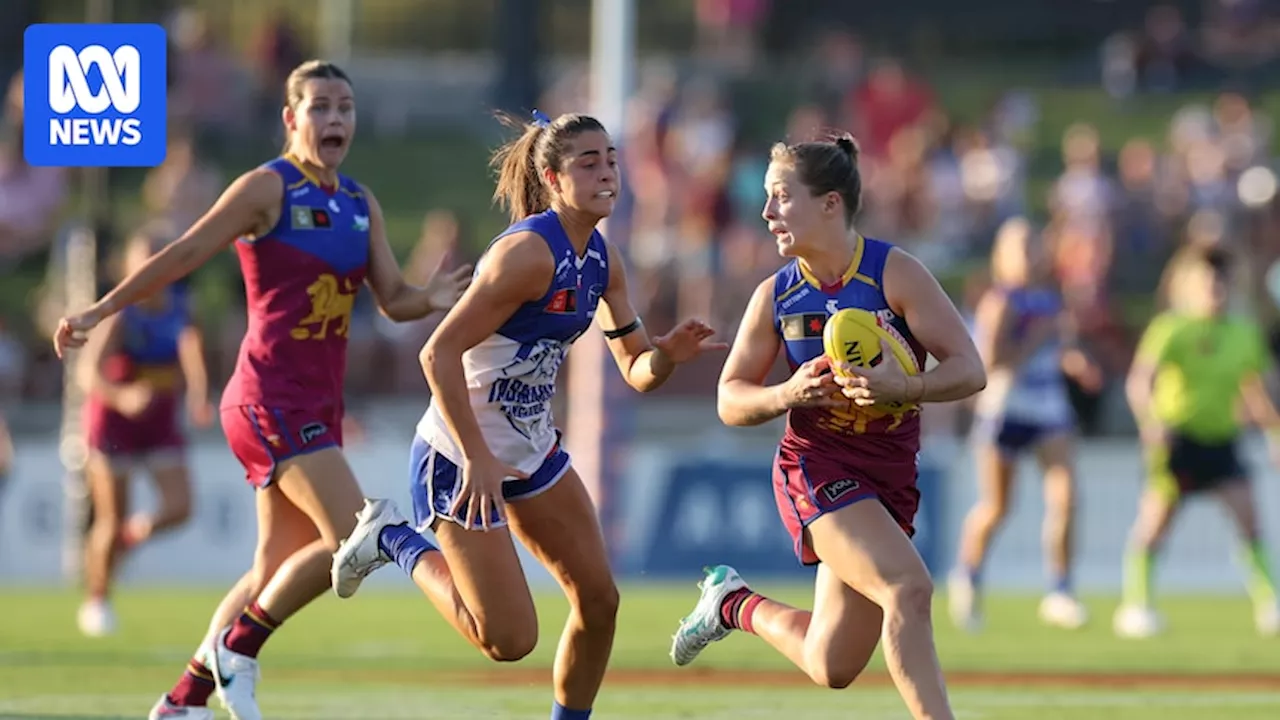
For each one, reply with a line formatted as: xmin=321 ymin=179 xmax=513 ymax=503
xmin=1 ymin=586 xmax=1278 ymax=719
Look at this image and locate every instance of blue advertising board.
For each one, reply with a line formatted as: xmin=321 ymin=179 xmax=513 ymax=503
xmin=632 ymin=458 xmax=942 ymax=579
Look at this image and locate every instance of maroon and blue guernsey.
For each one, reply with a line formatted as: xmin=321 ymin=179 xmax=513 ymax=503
xmin=219 ymin=156 xmax=370 ymax=487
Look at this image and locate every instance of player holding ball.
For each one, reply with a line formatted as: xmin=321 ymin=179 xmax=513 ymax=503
xmin=669 ymin=134 xmax=985 ymax=720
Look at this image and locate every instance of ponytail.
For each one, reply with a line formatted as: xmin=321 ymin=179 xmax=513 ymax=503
xmin=491 ymin=116 xmax=549 ymax=223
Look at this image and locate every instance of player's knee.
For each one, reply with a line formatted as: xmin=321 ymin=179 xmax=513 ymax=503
xmin=806 ymin=654 xmax=867 ymax=689
xmin=159 ymin=493 xmax=193 ymax=527
xmin=574 ymin=579 xmax=620 ymax=635
xmin=477 ymin=623 xmax=538 ymax=662
xmin=883 ymin=573 xmax=934 ymax=619
xmin=89 ymin=510 xmax=124 ymax=541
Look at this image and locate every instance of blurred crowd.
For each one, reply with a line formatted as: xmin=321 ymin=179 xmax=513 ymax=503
xmin=2 ymin=2 xmax=1280 ymax=439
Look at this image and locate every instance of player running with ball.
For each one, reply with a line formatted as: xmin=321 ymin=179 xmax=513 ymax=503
xmin=670 ymin=134 xmax=985 ymax=720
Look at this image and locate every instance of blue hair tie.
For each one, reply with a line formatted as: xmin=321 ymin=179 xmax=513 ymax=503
xmin=531 ymin=109 xmax=552 ymax=128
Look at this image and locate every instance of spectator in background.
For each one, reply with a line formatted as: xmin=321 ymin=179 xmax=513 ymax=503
xmin=1048 ymin=124 xmax=1124 ymax=433
xmin=1111 ymin=138 xmax=1172 ymax=295
xmin=251 ymin=10 xmax=307 ymax=131
xmin=142 ymin=132 xmax=223 ymax=233
xmin=0 ymin=71 xmax=67 ymax=266
xmin=1213 ymin=92 xmax=1270 ymax=175
xmin=666 ymin=78 xmax=737 ymax=323
xmin=1202 ymin=0 xmax=1280 ymax=73
xmin=695 ymin=0 xmax=770 ymax=72
xmin=846 ymin=58 xmax=936 ymax=162
xmin=168 ymin=8 xmax=245 ymax=155
xmin=1135 ymin=4 xmax=1195 ymax=93
xmin=378 ymin=210 xmax=469 ymax=393
xmin=803 ymin=29 xmax=865 ymax=119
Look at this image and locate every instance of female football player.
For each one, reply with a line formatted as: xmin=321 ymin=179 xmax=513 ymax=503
xmin=331 ymin=110 xmax=726 ymax=720
xmin=54 ymin=59 xmax=471 ymax=720
xmin=669 ymin=134 xmax=985 ymax=720
xmin=949 ymin=216 xmax=1098 ymax=633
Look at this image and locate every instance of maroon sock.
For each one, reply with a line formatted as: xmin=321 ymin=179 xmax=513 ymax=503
xmin=166 ymin=658 xmax=216 ymax=707
xmin=720 ymin=587 xmax=766 ymax=634
xmin=223 ymin=601 xmax=281 ymax=658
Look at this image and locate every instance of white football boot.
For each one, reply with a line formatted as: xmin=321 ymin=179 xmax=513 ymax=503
xmin=331 ymin=498 xmax=405 ymax=599
xmin=210 ymin=627 xmax=262 ymax=720
xmin=147 ymin=695 xmax=214 ymax=719
xmin=670 ymin=565 xmax=748 ymax=667
xmin=76 ymin=597 xmax=117 ymax=638
xmin=1039 ymin=592 xmax=1089 ymax=630
xmin=1113 ymin=604 xmax=1164 ymax=639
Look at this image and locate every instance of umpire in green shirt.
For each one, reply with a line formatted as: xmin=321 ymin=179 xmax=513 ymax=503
xmin=1116 ymin=246 xmax=1279 ymax=638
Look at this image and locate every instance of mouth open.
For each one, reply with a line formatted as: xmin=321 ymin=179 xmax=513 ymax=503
xmin=595 ymin=190 xmax=616 ymax=199
xmin=321 ymin=136 xmax=345 ymax=149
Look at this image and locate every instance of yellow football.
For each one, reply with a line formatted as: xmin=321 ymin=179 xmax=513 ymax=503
xmin=822 ymin=308 xmax=921 ymax=378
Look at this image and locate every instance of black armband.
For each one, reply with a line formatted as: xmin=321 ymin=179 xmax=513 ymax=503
xmin=603 ymin=318 xmax=642 ymax=340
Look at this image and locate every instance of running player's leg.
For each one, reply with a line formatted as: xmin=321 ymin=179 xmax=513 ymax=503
xmin=1115 ymin=446 xmax=1181 ymax=638
xmin=507 ymin=468 xmax=618 ymax=717
xmin=1215 ymin=479 xmax=1279 ymax=634
xmin=247 ymin=447 xmax=363 ymax=623
xmin=808 ymin=501 xmax=953 ymax=720
xmin=1035 ymin=431 xmax=1087 ymax=628
xmin=80 ymin=452 xmax=129 ymax=637
xmin=334 ymin=436 xmax=538 ymax=660
xmin=676 ymin=560 xmax=882 ymax=688
xmin=153 ymin=483 xmax=319 ymax=718
xmin=124 ymin=451 xmax=193 ymax=548
xmin=419 ymin=523 xmax=539 ymax=659
xmin=951 ymin=430 xmax=1017 ymax=630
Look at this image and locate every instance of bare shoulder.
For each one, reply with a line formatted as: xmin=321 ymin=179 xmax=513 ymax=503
xmin=233 ymin=166 xmax=285 ymax=202
xmin=475 ymin=231 xmax=556 ymax=305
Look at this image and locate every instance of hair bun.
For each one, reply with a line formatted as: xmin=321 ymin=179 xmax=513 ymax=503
xmin=835 ymin=135 xmax=860 ymax=161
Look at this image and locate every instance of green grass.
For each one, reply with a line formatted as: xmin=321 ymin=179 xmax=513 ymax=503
xmin=1 ymin=587 xmax=1278 ymax=718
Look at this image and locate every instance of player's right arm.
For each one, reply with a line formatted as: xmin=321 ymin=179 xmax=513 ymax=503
xmin=419 ymin=232 xmax=549 ymax=526
xmin=717 ymin=278 xmax=842 ymax=427
xmin=53 ymin=169 xmax=282 ymax=358
xmin=1127 ymin=313 xmax=1177 ymax=444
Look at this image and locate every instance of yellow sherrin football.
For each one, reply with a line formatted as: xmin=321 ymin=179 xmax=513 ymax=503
xmin=823 ymin=307 xmax=922 ymax=378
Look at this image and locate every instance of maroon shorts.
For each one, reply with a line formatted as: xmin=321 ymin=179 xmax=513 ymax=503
xmin=772 ymin=444 xmax=919 ymax=566
xmin=84 ymin=395 xmax=184 ymax=458
xmin=221 ymin=405 xmax=342 ymax=489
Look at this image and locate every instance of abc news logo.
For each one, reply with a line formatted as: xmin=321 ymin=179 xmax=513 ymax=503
xmin=47 ymin=44 xmax=143 ymax=147
xmin=24 ymin=24 xmax=167 ymax=167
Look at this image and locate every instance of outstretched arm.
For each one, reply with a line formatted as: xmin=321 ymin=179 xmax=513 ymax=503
xmin=596 ymin=240 xmax=726 ymax=393
xmin=362 ymin=186 xmax=472 ymax=321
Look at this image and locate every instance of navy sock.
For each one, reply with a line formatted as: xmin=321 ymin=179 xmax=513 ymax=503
xmin=551 ymin=702 xmax=591 ymax=720
xmin=377 ymin=523 xmax=436 ymax=577
xmin=1050 ymin=572 xmax=1072 ymax=595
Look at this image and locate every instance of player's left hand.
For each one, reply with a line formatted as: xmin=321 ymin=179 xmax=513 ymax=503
xmin=652 ymin=318 xmax=729 ymax=364
xmin=422 ymin=258 xmax=474 ymax=312
xmin=834 ymin=339 xmax=913 ymax=407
